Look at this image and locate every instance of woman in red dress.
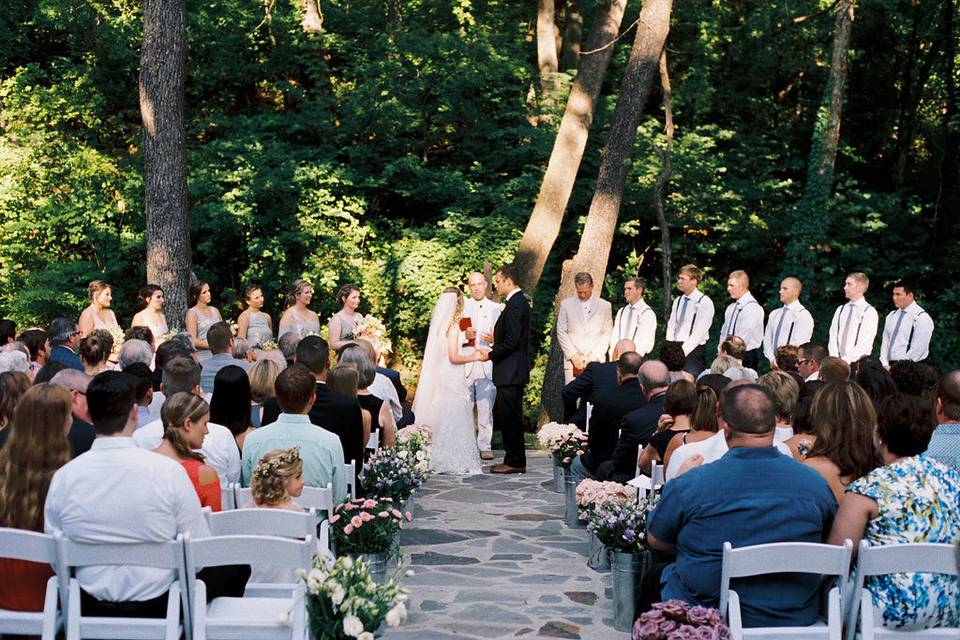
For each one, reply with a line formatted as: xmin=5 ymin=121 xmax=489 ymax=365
xmin=153 ymin=392 xmax=222 ymax=511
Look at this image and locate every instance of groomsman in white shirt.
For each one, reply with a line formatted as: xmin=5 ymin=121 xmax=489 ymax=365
xmin=666 ymin=264 xmax=715 ymax=376
xmin=557 ymin=272 xmax=613 ymax=384
xmin=462 ymin=272 xmax=501 ymax=460
xmin=609 ymin=276 xmax=656 ymax=359
xmin=763 ymin=277 xmax=815 ymax=367
xmin=828 ymin=272 xmax=879 ymax=363
xmin=718 ymin=270 xmax=764 ymax=369
xmin=880 ymin=281 xmax=934 ymax=367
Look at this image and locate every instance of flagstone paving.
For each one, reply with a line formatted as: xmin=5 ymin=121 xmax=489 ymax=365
xmin=384 ymin=450 xmax=630 ymax=639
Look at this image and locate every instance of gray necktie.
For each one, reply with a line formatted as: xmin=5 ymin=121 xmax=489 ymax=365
xmin=886 ymin=310 xmax=905 ymax=362
xmin=677 ymin=297 xmax=689 ymax=331
xmin=839 ymin=303 xmax=853 ymax=355
xmin=773 ymin=308 xmax=787 ymax=347
xmin=623 ymin=306 xmax=635 ymax=339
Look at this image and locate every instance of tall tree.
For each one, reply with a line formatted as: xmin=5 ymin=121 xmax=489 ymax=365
xmin=140 ymin=0 xmax=192 ymax=327
xmin=782 ymin=0 xmax=856 ymax=287
xmin=513 ymin=0 xmax=629 ymax=293
xmin=540 ymin=0 xmax=674 ymax=421
xmin=937 ymin=0 xmax=959 ymax=240
xmin=302 ymin=0 xmax=324 ymax=32
xmin=653 ymin=51 xmax=675 ymax=323
xmin=559 ymin=0 xmax=584 ymax=70
xmin=537 ymin=0 xmax=560 ymax=95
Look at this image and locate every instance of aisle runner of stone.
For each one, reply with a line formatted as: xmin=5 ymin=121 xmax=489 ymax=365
xmin=384 ymin=450 xmax=629 ymax=639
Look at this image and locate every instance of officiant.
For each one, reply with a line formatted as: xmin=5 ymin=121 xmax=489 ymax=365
xmin=461 ymin=272 xmax=501 ymax=461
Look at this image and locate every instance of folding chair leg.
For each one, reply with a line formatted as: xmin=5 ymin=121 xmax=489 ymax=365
xmin=66 ymin=580 xmax=81 ymax=640
xmin=41 ymin=576 xmax=59 ymax=640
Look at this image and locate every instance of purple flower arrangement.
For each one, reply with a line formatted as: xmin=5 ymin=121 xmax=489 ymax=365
xmin=632 ymin=600 xmax=731 ymax=640
xmin=584 ymin=496 xmax=656 ymax=553
xmin=361 ymin=447 xmax=428 ymax=504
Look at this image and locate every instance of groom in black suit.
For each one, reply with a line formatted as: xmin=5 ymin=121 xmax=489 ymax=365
xmin=488 ymin=264 xmax=531 ymax=473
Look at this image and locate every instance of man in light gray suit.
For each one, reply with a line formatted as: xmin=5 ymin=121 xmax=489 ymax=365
xmin=557 ymin=272 xmax=613 ymax=384
xmin=461 ymin=272 xmax=501 ymax=460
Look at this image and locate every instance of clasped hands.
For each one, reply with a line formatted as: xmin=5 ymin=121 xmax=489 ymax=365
xmin=473 ymin=347 xmax=492 ymax=362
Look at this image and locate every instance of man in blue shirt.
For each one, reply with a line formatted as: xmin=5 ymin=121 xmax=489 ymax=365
xmin=47 ymin=317 xmax=84 ymax=371
xmin=646 ymin=384 xmax=837 ymax=627
xmin=926 ymin=370 xmax=960 ymax=472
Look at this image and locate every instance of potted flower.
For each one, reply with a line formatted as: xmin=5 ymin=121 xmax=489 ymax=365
xmin=329 ymin=496 xmax=411 ymax=582
xmin=585 ymin=496 xmax=657 ymax=631
xmin=395 ymin=424 xmax=432 ymax=511
xmin=552 ymin=429 xmax=589 ymax=526
xmin=575 ymin=479 xmax=636 ymax=570
xmin=303 ymin=555 xmax=410 ymax=640
xmin=632 ymin=600 xmax=731 ymax=639
xmin=536 ymin=422 xmax=578 ymax=492
xmin=361 ymin=447 xmax=428 ymax=510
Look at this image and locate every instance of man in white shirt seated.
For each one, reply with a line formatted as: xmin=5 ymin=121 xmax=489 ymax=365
xmin=44 ymin=371 xmax=247 ymax=618
xmin=133 ymin=357 xmax=240 ymax=484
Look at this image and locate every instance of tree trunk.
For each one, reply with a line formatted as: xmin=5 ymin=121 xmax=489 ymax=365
xmin=513 ymin=0 xmax=629 ymax=294
xmin=302 ymin=0 xmax=324 ymax=32
xmin=387 ymin=0 xmax=401 ymax=29
xmin=782 ymin=0 xmax=855 ymax=287
xmin=140 ymin=0 xmax=192 ymax=328
xmin=537 ymin=0 xmax=560 ymax=94
xmin=936 ymin=0 xmax=958 ymax=238
xmin=539 ymin=0 xmax=673 ymax=422
xmin=653 ymin=51 xmax=675 ymax=323
xmin=559 ymin=0 xmax=583 ymax=70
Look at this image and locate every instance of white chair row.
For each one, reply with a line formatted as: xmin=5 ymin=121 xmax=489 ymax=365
xmin=719 ymin=539 xmax=960 ymax=640
xmin=221 ymin=483 xmax=335 ymax=514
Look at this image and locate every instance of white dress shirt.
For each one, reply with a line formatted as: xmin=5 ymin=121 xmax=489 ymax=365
xmin=665 ymin=432 xmax=792 ymax=481
xmin=666 ymin=291 xmax=715 ymax=356
xmin=828 ymin=297 xmax=879 ymax=363
xmin=369 ymin=372 xmax=402 ymax=422
xmin=763 ymin=301 xmax=815 ymax=362
xmin=44 ymin=438 xmax=210 ymax=602
xmin=462 ymin=296 xmax=501 ymax=378
xmin=610 ymin=300 xmax=656 ymax=358
xmin=133 ymin=418 xmax=240 ymax=485
xmin=719 ymin=292 xmax=765 ymax=351
xmin=879 ymin=302 xmax=934 ymax=366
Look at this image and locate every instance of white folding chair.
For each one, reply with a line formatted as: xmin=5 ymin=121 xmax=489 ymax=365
xmin=341 ymin=460 xmax=356 ymax=500
xmin=720 ymin=540 xmax=853 ymax=640
xmin=204 ymin=507 xmax=331 ymax=566
xmin=585 ymin=403 xmax=593 ymax=432
xmin=846 ymin=541 xmax=959 ymax=640
xmin=184 ymin=534 xmax=313 ymax=640
xmin=221 ymin=484 xmax=237 ymax=511
xmin=366 ymin=431 xmax=379 ymax=452
xmin=0 ymin=528 xmax=63 ymax=640
xmin=650 ymin=462 xmax=664 ymax=491
xmin=297 ymin=484 xmax=335 ymax=515
xmin=54 ymin=531 xmax=190 ymax=640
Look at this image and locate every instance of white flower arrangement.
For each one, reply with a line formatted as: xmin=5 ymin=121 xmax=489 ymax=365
xmin=353 ymin=314 xmax=392 ymax=354
xmin=536 ymin=422 xmax=579 ymax=449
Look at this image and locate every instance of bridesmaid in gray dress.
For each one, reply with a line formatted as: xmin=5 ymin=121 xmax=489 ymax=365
xmin=278 ymin=279 xmax=320 ymax=338
xmin=237 ymin=285 xmax=275 ymax=347
xmin=186 ymin=281 xmax=223 ymax=362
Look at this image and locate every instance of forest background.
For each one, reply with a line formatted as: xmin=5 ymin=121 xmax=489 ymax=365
xmin=2 ymin=0 xmax=958 ymax=420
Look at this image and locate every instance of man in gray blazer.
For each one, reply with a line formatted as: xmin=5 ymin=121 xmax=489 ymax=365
xmin=556 ymin=272 xmax=613 ymax=384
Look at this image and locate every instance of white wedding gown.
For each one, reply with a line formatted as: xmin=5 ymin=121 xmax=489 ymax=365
xmin=412 ymin=292 xmax=482 ymax=475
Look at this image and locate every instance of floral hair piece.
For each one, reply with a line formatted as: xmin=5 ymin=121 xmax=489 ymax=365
xmin=252 ymin=446 xmax=301 ymax=480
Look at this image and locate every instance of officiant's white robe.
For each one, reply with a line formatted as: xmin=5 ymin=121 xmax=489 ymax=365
xmin=462 ymin=296 xmax=500 ymax=451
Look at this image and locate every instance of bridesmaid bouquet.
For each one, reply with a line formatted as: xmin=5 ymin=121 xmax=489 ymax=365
xmin=632 ymin=601 xmax=731 ymax=640
xmin=353 ymin=314 xmax=392 ymax=354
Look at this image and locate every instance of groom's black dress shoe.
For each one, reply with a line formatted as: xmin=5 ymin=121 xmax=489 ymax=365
xmin=490 ymin=464 xmax=526 ymax=474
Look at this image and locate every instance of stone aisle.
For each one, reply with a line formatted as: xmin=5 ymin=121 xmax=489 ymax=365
xmin=384 ymin=450 xmax=630 ymax=640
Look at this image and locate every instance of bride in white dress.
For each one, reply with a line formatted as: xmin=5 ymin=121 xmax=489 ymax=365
xmin=413 ymin=287 xmax=489 ymax=475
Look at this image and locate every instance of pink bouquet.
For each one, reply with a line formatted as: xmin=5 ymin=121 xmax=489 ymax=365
xmin=632 ymin=600 xmax=731 ymax=640
xmin=551 ymin=429 xmax=589 ymax=467
xmin=575 ymin=479 xmax=635 ymax=509
xmin=329 ymin=496 xmax=412 ymax=556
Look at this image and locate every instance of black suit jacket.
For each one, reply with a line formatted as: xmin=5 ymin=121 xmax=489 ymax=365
xmin=489 ymin=291 xmax=531 ymax=387
xmin=262 ymin=382 xmax=365 ymax=471
xmin=376 ymin=366 xmax=407 ymax=404
xmin=561 ymin=361 xmax=619 ymax=427
xmin=596 ymin=391 xmax=666 ymax=483
xmin=581 ymin=378 xmax=647 ymax=473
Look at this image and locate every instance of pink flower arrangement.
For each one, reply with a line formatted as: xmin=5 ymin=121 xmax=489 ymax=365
xmin=575 ymin=479 xmax=635 ymax=509
xmin=330 ymin=496 xmax=407 ymax=556
xmin=632 ymin=600 xmax=730 ymax=640
xmin=551 ymin=429 xmax=589 ymax=467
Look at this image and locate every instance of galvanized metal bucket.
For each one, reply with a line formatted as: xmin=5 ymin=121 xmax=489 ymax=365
xmin=611 ymin=550 xmax=644 ymax=631
xmin=563 ymin=469 xmax=584 ymax=527
xmin=349 ymin=552 xmax=389 ymax=584
xmin=553 ymin=462 xmax=564 ymax=492
xmin=586 ymin=530 xmax=610 ymax=571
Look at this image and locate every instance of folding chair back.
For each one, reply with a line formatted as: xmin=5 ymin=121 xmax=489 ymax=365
xmin=205 ymin=508 xmax=316 ymax=538
xmin=366 ymin=431 xmax=379 ymax=451
xmin=0 ymin=528 xmax=62 ymax=640
xmin=585 ymin=403 xmax=593 ymax=432
xmin=297 ymin=484 xmax=335 ymax=513
xmin=220 ymin=484 xmax=237 ymax=511
xmin=342 ymin=460 xmax=356 ymax=500
xmin=650 ymin=462 xmax=664 ymax=490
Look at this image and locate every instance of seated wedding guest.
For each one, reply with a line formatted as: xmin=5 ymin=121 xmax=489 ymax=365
xmin=124 ymin=325 xmax=155 ymax=348
xmin=326 ymin=364 xmax=372 ymax=453
xmin=121 ymin=362 xmax=155 ymax=427
xmin=18 ymin=328 xmax=49 ymax=377
xmin=262 ymin=336 xmax=363 ymax=484
xmin=45 ymin=371 xmax=247 ymax=616
xmin=148 ymin=339 xmax=196 ymax=412
xmin=819 ymin=356 xmax=851 ymax=384
xmin=773 ymin=344 xmax=800 ymax=373
xmin=78 ymin=280 xmax=121 ymax=338
xmin=804 ymin=382 xmax=878 ymax=502
xmin=133 ymin=357 xmax=241 ymax=484
xmin=0 ymin=371 xmax=31 ymax=448
xmin=644 ymin=385 xmax=837 ymax=623
xmin=638 ymin=378 xmax=697 ymax=476
xmin=249 ymin=447 xmax=304 ymax=510
xmin=569 ymin=352 xmax=646 ymax=483
xmin=279 ymin=332 xmax=300 ymax=368
xmin=278 ymin=279 xmax=320 ymax=340
xmin=130 ymin=284 xmax=168 ymax=347
xmin=49 ymin=369 xmax=97 ymax=457
xmin=660 ymin=376 xmax=728 ymax=472
xmin=153 ymin=392 xmax=221 ymax=511
xmin=756 ymin=370 xmax=798 ymax=443
xmin=700 ymin=354 xmax=755 ymax=383
xmin=595 ymin=360 xmax=669 ymax=483
xmin=784 ymin=382 xmax=818 ymax=459
xmin=0 ymin=319 xmax=16 ymax=347
xmin=338 ymin=343 xmax=395 ymax=448
xmin=118 ymin=338 xmax=152 ymax=371
xmin=210 ymin=365 xmax=254 ymax=451
xmin=797 ymin=341 xmax=826 ymax=382
xmin=200 ymin=322 xmax=250 ymax=393
xmin=0 ymin=349 xmax=30 ymax=376
xmin=828 ymin=393 xmax=960 ymax=629
xmin=232 ymin=336 xmax=255 ymax=362
xmin=855 ymin=356 xmax=897 ymax=410
xmin=79 ymin=329 xmax=113 ymax=376
xmin=237 ymin=285 xmax=274 ymax=348
xmin=562 ymin=338 xmax=634 ymax=430
xmin=47 ymin=317 xmax=84 ymax=371
xmin=328 ymin=284 xmax=362 ymax=351
xmin=186 ymin=281 xmax=223 ymax=362
xmin=716 ymin=336 xmax=758 ymax=380
xmin=357 ymin=338 xmax=406 ymax=429
xmin=0 ymin=383 xmax=72 ymax=613
xmin=927 ymin=370 xmax=960 ymax=472
xmin=248 ymin=358 xmax=280 ymax=428
xmin=889 ymin=360 xmax=939 ymax=400
xmin=241 ymin=364 xmax=347 ymax=503
xmin=660 ymin=341 xmax=694 ymax=383
xmin=32 ymin=361 xmax=67 ymax=384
